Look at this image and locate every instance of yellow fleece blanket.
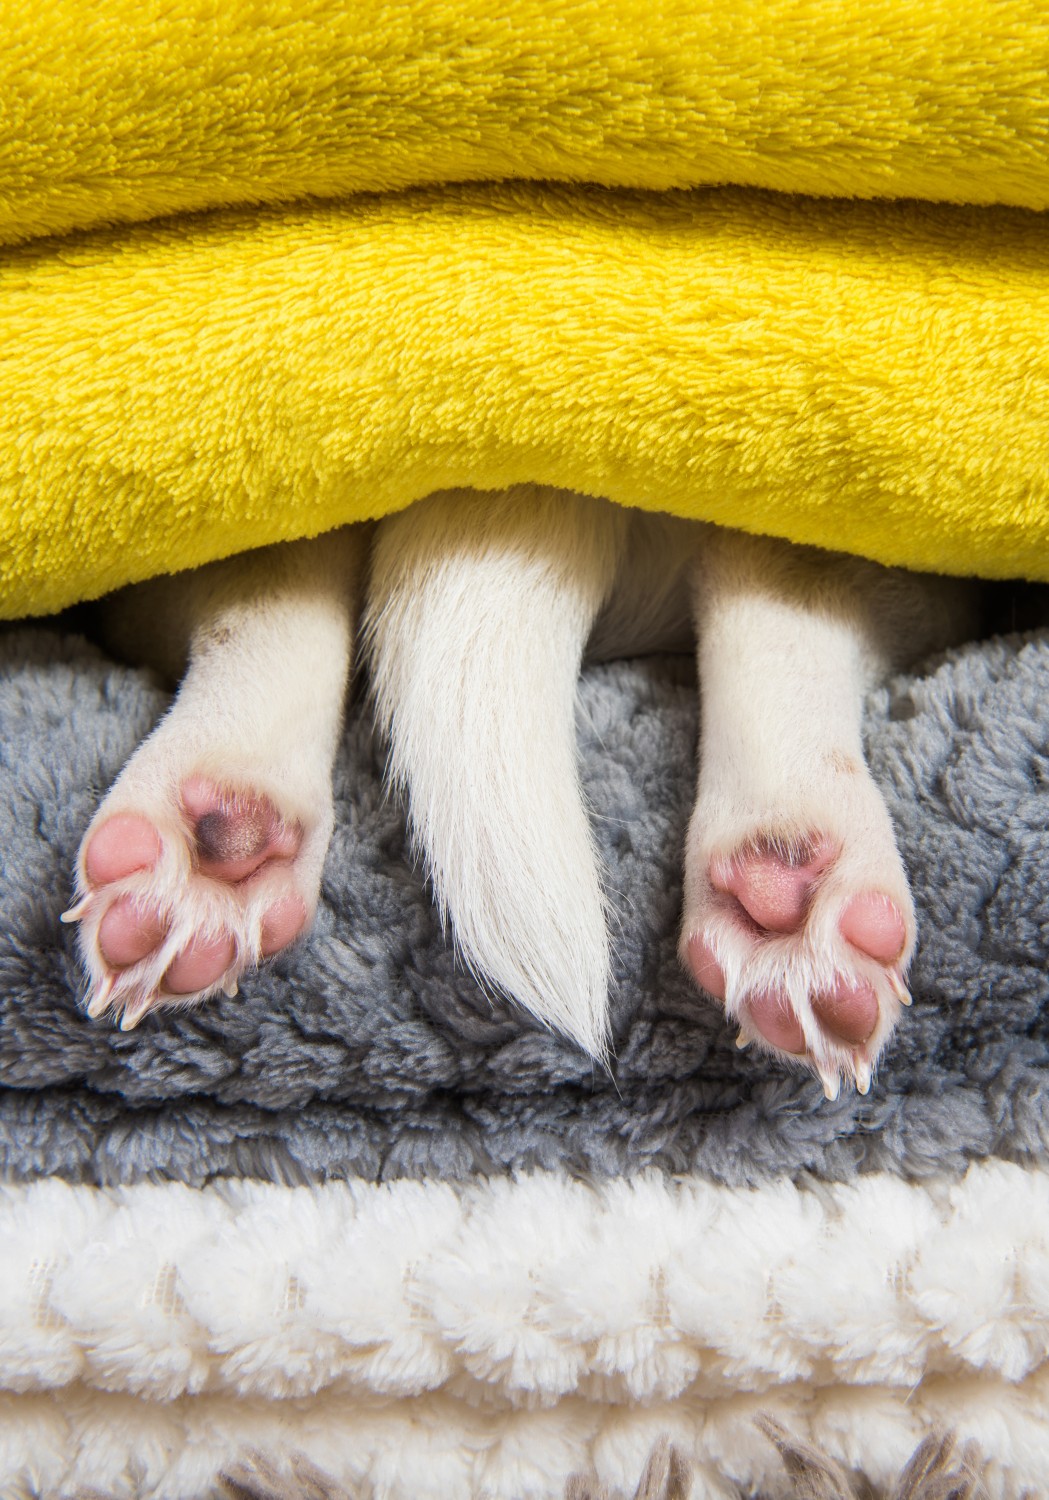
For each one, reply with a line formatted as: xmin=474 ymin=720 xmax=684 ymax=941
xmin=3 ymin=0 xmax=1049 ymax=616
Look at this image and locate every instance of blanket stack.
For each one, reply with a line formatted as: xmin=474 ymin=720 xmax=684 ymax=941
xmin=2 ymin=3 xmax=1049 ymax=1495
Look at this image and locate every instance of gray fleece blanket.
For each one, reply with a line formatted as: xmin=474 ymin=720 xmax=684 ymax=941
xmin=1 ymin=622 xmax=1047 ymax=1189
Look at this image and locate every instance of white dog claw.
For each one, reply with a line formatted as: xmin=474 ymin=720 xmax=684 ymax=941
xmin=85 ymin=974 xmax=114 ymax=1019
xmin=853 ymin=1053 xmax=872 ymax=1095
xmin=816 ymin=1063 xmax=841 ymax=1102
xmin=119 ymin=994 xmax=158 ymax=1032
xmin=888 ymin=968 xmax=912 ymax=1006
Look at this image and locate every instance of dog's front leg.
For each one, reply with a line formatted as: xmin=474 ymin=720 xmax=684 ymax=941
xmin=68 ymin=529 xmax=365 ymax=1028
xmin=679 ymin=530 xmax=972 ymax=1096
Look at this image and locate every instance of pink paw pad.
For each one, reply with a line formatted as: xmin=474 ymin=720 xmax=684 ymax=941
xmin=260 ymin=894 xmax=309 ymax=957
xmin=711 ymin=837 xmax=836 ymax=934
xmin=73 ymin=775 xmax=314 ymax=1029
xmin=181 ymin=776 xmax=300 ymax=882
xmin=839 ymin=893 xmax=906 ymax=963
xmin=744 ymin=990 xmax=806 ymax=1055
xmin=686 ymin=827 xmax=911 ymax=1090
xmin=164 ymin=932 xmax=237 ymax=995
xmin=685 ymin=934 xmax=726 ymax=1001
xmin=97 ymin=897 xmax=167 ymax=969
xmin=84 ymin=815 xmax=162 ymax=886
xmin=811 ymin=978 xmax=879 ymax=1046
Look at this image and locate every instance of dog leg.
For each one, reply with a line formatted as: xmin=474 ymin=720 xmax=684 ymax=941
xmin=67 ymin=530 xmax=364 ymax=1028
xmin=680 ymin=530 xmax=972 ymax=1096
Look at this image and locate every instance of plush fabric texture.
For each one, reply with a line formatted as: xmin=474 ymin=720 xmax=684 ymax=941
xmin=4 ymin=1 xmax=1049 ymax=615
xmin=4 ymin=1167 xmax=1048 ymax=1405
xmin=4 ymin=187 xmax=1049 ymax=620
xmin=2 ymin=623 xmax=1048 ymax=1188
xmin=222 ymin=1431 xmax=986 ymax=1500
xmin=5 ymin=0 xmax=1049 ymax=250
xmin=0 ymin=1376 xmax=1031 ymax=1500
xmin=224 ymin=1438 xmax=696 ymax=1500
xmin=6 ymin=6 xmax=1049 ymax=1494
xmin=4 ymin=611 xmax=1048 ymax=1499
xmin=0 ymin=1169 xmax=1043 ymax=1496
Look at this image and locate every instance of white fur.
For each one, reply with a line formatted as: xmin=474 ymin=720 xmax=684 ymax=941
xmin=1 ymin=1165 xmax=1047 ymax=1496
xmin=679 ymin=529 xmax=966 ymax=1096
xmin=73 ymin=531 xmax=365 ymax=1025
xmin=365 ymin=487 xmax=631 ymax=1055
xmin=79 ymin=490 xmax=974 ymax=1082
xmin=365 ymin=492 xmax=972 ymax=1083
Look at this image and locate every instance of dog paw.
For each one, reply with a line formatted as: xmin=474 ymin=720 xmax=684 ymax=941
xmin=65 ymin=774 xmax=318 ymax=1029
xmin=680 ymin=813 xmax=913 ymax=1099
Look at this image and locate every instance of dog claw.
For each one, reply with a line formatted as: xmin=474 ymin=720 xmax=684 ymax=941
xmin=888 ymin=968 xmax=912 ymax=1006
xmin=816 ymin=1062 xmax=840 ymax=1102
xmin=221 ymin=976 xmax=239 ymax=999
xmin=735 ymin=1029 xmax=753 ymax=1050
xmin=85 ymin=974 xmax=114 ymax=1019
xmin=119 ymin=996 xmax=156 ymax=1032
xmin=853 ymin=1053 xmax=872 ymax=1095
xmin=61 ymin=896 xmax=92 ymax=924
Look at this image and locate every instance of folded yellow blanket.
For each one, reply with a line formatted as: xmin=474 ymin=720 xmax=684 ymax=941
xmin=5 ymin=0 xmax=1049 ymax=246
xmin=3 ymin=1 xmax=1049 ymax=616
xmin=5 ymin=183 xmax=1048 ymax=616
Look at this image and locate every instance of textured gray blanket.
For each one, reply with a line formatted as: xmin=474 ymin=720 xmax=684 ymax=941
xmin=1 ymin=623 xmax=1047 ymax=1188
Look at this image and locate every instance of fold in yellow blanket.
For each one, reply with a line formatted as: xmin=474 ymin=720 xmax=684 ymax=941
xmin=3 ymin=0 xmax=1049 ymax=616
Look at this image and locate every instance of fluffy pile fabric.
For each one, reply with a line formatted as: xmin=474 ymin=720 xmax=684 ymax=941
xmin=2 ymin=623 xmax=1048 ymax=1495
xmin=4 ymin=1 xmax=1049 ymax=615
xmin=3 ymin=2 xmax=1049 ymax=1496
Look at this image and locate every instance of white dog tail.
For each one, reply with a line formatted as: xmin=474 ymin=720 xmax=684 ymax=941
xmin=365 ymin=487 xmax=626 ymax=1056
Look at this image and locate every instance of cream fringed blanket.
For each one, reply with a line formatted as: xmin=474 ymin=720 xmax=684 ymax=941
xmin=3 ymin=4 xmax=1049 ymax=1497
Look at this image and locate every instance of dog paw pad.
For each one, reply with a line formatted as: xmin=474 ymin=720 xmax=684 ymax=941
xmin=96 ymin=896 xmax=167 ymax=969
xmin=710 ymin=837 xmax=836 ymax=934
xmin=810 ymin=977 xmax=879 ymax=1046
xmin=180 ymin=776 xmax=300 ymax=882
xmin=838 ymin=893 xmax=906 ymax=963
xmin=71 ymin=772 xmax=317 ymax=1028
xmin=743 ymin=988 xmax=807 ymax=1054
xmin=84 ymin=814 xmax=162 ymax=886
xmin=683 ymin=816 xmax=914 ymax=1096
